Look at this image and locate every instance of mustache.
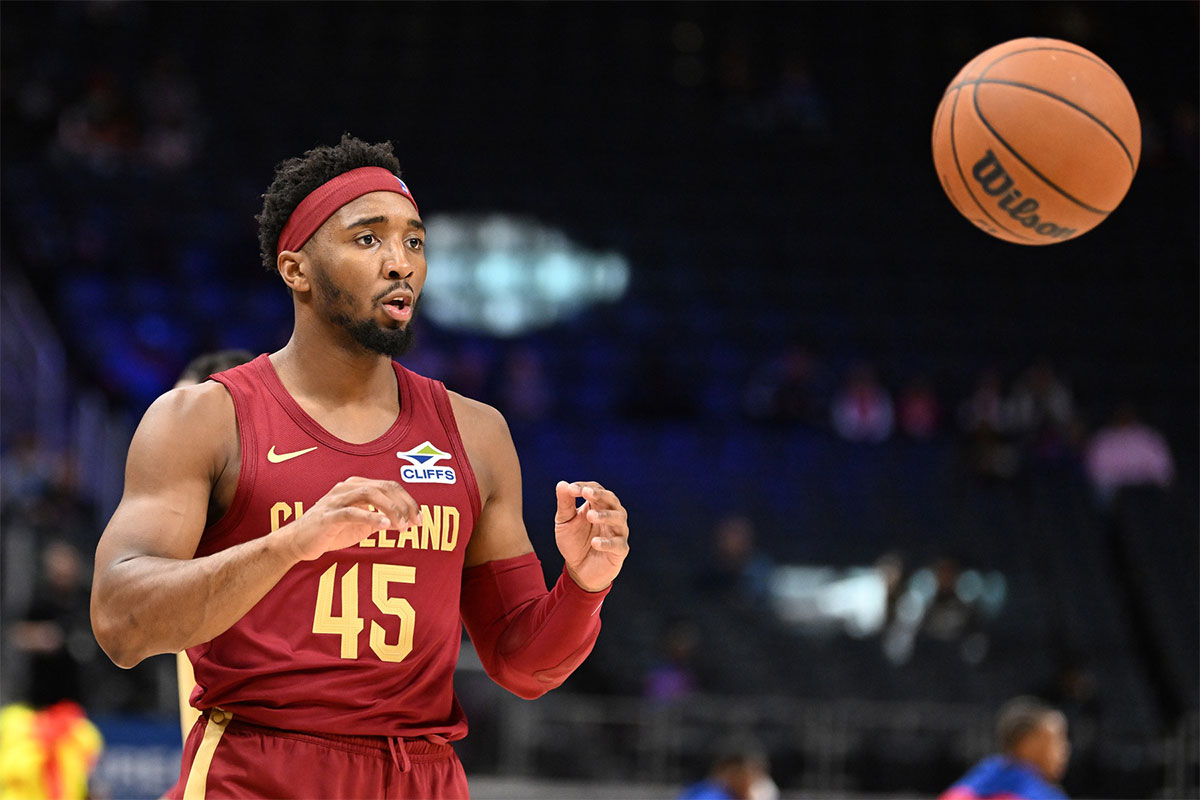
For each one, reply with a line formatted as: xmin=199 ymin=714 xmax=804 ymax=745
xmin=373 ymin=281 xmax=417 ymax=305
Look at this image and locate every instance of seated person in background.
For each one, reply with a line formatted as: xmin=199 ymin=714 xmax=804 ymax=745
xmin=830 ymin=362 xmax=894 ymax=443
xmin=1084 ymin=402 xmax=1174 ymax=506
xmin=940 ymin=697 xmax=1070 ymax=800
xmin=643 ymin=618 xmax=701 ymax=703
xmin=678 ymin=738 xmax=778 ymax=800
xmin=696 ymin=515 xmax=773 ymax=610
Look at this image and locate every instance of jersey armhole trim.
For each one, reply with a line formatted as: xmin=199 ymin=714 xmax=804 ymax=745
xmin=186 ymin=374 xmax=256 ymax=670
xmin=431 ymin=382 xmax=483 ymax=524
xmin=201 ymin=375 xmax=256 ymax=550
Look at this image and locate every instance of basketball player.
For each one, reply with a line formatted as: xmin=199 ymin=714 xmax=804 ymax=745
xmin=90 ymin=135 xmax=631 ymax=799
xmin=939 ymin=697 xmax=1070 ymax=800
xmin=174 ymin=349 xmax=256 ymax=388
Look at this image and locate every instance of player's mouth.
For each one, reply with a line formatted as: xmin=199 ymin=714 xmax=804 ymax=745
xmin=381 ymin=290 xmax=414 ymax=321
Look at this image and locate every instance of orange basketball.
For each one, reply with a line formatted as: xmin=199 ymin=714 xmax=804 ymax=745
xmin=932 ymin=37 xmax=1140 ymax=245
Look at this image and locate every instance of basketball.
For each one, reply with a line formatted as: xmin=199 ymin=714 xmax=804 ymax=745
xmin=931 ymin=37 xmax=1141 ymax=245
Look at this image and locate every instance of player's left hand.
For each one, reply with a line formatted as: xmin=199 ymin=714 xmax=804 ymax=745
xmin=554 ymin=481 xmax=629 ymax=592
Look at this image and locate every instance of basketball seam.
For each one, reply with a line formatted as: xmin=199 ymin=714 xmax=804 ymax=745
xmin=972 ymin=45 xmax=1132 ymax=217
xmin=980 ymin=45 xmax=1122 ymax=83
xmin=947 ymin=83 xmax=1035 ymax=242
xmin=947 ymin=78 xmax=1137 ymax=172
xmin=970 ymin=86 xmax=1112 ymax=216
xmin=940 ymin=45 xmax=1123 ymax=100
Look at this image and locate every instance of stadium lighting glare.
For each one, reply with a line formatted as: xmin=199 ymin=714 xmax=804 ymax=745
xmin=421 ymin=214 xmax=630 ymax=337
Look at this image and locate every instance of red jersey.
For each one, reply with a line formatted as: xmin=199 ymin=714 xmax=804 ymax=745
xmin=186 ymin=354 xmax=481 ymax=739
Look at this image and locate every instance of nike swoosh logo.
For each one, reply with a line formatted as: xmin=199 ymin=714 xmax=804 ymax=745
xmin=267 ymin=445 xmax=318 ymax=463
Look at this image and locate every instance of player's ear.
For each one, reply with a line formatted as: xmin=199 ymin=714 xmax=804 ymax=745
xmin=277 ymin=250 xmax=310 ymax=293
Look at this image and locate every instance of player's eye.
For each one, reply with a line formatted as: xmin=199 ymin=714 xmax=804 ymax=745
xmin=355 ymin=233 xmax=377 ymax=247
xmin=406 ymin=237 xmax=424 ymax=251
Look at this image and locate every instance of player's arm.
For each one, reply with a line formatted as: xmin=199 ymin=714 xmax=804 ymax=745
xmin=452 ymin=393 xmax=630 ymax=699
xmin=91 ymin=383 xmax=420 ymax=669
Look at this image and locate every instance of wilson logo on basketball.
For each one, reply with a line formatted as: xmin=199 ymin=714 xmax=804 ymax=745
xmin=970 ymin=150 xmax=1077 ymax=241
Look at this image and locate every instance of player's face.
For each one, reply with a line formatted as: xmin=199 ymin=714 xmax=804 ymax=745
xmin=1033 ymin=713 xmax=1071 ymax=782
xmin=307 ymin=191 xmax=427 ymax=357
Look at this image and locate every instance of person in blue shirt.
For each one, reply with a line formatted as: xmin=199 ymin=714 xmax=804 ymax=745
xmin=678 ymin=739 xmax=777 ymax=800
xmin=940 ymin=697 xmax=1071 ymax=799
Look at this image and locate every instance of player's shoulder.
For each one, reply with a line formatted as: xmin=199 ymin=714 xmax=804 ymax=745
xmin=1015 ymin=770 xmax=1068 ymax=800
xmin=150 ymin=380 xmax=234 ymax=419
xmin=445 ymin=391 xmax=516 ymax=501
xmin=446 ymin=390 xmax=510 ymax=438
xmin=136 ymin=381 xmax=236 ymax=449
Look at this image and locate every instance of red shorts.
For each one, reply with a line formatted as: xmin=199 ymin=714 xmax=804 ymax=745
xmin=166 ymin=709 xmax=469 ymax=799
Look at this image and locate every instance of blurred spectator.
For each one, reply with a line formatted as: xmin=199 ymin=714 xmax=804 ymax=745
xmin=10 ymin=541 xmax=93 ymax=708
xmin=696 ymin=515 xmax=774 ymax=610
xmin=958 ymin=368 xmax=1011 ymax=434
xmin=0 ymin=453 xmax=103 ymax=790
xmin=0 ymin=433 xmax=60 ymax=503
xmin=643 ymin=618 xmax=702 ymax=704
xmin=875 ymin=550 xmax=909 ymax=632
xmin=831 ymin=363 xmax=894 ymax=443
xmin=742 ymin=343 xmax=828 ymax=427
xmin=1038 ymin=659 xmax=1102 ymax=731
xmin=958 ymin=368 xmax=1021 ymax=480
xmin=4 ymin=473 xmax=98 ymax=559
xmin=883 ymin=554 xmax=1001 ymax=667
xmin=53 ymin=69 xmax=138 ymax=174
xmin=897 ymin=375 xmax=943 ymax=440
xmin=939 ymin=696 xmax=1070 ymax=800
xmin=1083 ymin=403 xmax=1174 ymax=506
xmin=138 ymin=52 xmax=204 ymax=172
xmin=1008 ymin=360 xmax=1077 ymax=461
xmin=678 ymin=736 xmax=778 ymax=800
xmin=919 ymin=556 xmax=978 ymax=644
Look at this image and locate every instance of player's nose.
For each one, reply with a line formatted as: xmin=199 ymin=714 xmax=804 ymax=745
xmin=380 ymin=237 xmax=411 ymax=280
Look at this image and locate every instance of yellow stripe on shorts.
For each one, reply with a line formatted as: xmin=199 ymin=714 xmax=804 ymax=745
xmin=183 ymin=709 xmax=231 ymax=800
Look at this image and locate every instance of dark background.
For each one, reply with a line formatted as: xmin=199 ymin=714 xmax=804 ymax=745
xmin=2 ymin=2 xmax=1196 ymax=434
xmin=1 ymin=2 xmax=1196 ymax=797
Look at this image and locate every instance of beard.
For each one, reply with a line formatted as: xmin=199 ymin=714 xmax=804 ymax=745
xmin=312 ymin=269 xmax=418 ymax=358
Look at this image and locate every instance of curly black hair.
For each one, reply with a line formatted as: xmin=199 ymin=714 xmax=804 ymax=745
xmin=256 ymin=133 xmax=404 ymax=271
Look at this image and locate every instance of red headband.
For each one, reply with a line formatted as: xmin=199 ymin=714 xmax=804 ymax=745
xmin=276 ymin=166 xmax=419 ymax=255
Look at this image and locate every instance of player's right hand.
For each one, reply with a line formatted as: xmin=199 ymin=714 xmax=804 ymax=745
xmin=275 ymin=476 xmax=421 ymax=562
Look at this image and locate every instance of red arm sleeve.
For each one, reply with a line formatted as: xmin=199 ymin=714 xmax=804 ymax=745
xmin=460 ymin=552 xmax=610 ymax=699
